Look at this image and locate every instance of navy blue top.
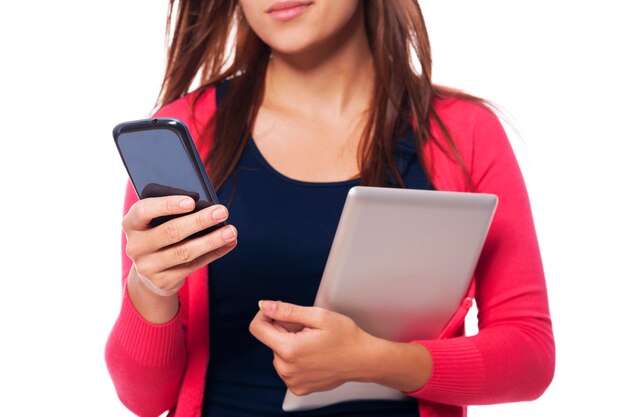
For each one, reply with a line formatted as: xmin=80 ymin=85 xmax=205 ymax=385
xmin=202 ymin=81 xmax=431 ymax=417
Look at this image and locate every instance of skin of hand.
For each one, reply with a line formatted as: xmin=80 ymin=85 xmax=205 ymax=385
xmin=123 ymin=195 xmax=238 ymax=323
xmin=249 ymin=300 xmax=433 ymax=396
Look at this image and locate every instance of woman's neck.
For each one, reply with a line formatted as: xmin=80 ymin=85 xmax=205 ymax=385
xmin=263 ymin=5 xmax=374 ymax=119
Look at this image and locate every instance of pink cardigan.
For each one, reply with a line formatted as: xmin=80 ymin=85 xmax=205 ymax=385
xmin=105 ymin=86 xmax=555 ymax=417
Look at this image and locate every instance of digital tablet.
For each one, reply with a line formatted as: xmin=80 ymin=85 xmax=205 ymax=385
xmin=283 ymin=186 xmax=498 ymax=412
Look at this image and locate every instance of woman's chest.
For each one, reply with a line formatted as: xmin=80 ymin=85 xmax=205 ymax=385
xmin=252 ymin=106 xmax=363 ymax=182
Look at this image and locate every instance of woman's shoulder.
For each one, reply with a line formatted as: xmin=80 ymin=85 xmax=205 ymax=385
xmin=427 ymin=90 xmax=512 ymax=191
xmin=431 ymin=90 xmax=509 ymax=155
xmin=432 ymin=91 xmax=502 ymax=138
xmin=154 ymin=85 xmax=217 ymax=122
xmin=152 ymin=84 xmax=219 ymax=154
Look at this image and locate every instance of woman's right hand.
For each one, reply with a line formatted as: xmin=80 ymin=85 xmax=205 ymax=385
xmin=123 ymin=195 xmax=237 ymax=323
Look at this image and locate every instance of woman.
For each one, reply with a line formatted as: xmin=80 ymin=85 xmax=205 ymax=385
xmin=105 ymin=1 xmax=555 ymax=416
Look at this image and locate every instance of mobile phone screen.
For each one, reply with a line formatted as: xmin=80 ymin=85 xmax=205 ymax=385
xmin=115 ymin=123 xmax=221 ymax=233
xmin=117 ymin=128 xmax=210 ymax=203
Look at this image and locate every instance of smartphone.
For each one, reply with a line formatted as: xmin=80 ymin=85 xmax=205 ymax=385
xmin=112 ymin=117 xmax=224 ymax=236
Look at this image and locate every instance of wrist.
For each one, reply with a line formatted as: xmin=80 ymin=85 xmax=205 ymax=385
xmin=354 ymin=335 xmax=433 ymax=392
xmin=127 ymin=267 xmax=180 ymax=324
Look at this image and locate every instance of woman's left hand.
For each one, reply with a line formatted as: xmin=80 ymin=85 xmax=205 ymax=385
xmin=249 ymin=300 xmax=376 ymax=396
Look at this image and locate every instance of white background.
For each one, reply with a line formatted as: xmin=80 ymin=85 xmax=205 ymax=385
xmin=1 ymin=1 xmax=624 ymax=416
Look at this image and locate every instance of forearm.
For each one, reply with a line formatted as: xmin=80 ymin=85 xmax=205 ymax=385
xmin=105 ymin=281 xmax=187 ymax=416
xmin=412 ymin=324 xmax=554 ymax=405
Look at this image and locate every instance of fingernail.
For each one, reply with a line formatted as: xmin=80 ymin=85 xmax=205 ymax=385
xmin=212 ymin=206 xmax=227 ymax=221
xmin=222 ymin=226 xmax=236 ymax=241
xmin=259 ymin=300 xmax=276 ymax=313
xmin=179 ymin=198 xmax=195 ymax=209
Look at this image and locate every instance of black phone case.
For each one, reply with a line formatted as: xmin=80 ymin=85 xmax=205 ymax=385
xmin=112 ymin=117 xmax=225 ymax=237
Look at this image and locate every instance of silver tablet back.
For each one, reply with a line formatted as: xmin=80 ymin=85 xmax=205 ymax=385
xmin=283 ymin=186 xmax=497 ymax=411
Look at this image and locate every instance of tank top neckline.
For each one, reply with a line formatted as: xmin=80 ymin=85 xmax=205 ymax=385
xmin=247 ymin=138 xmax=361 ymax=188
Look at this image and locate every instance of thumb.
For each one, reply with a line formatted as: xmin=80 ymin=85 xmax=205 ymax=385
xmin=258 ymin=300 xmax=322 ymax=329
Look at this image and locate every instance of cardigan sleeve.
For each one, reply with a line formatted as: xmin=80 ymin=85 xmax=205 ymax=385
xmin=104 ymin=89 xmax=216 ymax=416
xmin=407 ymin=101 xmax=555 ymax=405
xmin=104 ymin=179 xmax=187 ymax=417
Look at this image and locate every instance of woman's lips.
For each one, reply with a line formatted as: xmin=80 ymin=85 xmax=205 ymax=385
xmin=266 ymin=1 xmax=313 ymax=22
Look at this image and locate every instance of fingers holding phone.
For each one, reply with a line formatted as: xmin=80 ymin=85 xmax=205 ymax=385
xmin=124 ymin=196 xmax=237 ymax=295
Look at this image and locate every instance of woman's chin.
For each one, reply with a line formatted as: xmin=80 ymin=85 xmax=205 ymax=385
xmin=261 ymin=33 xmax=321 ymax=58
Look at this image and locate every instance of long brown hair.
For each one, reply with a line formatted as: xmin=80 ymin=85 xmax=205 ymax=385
xmin=157 ymin=0 xmax=479 ymax=190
